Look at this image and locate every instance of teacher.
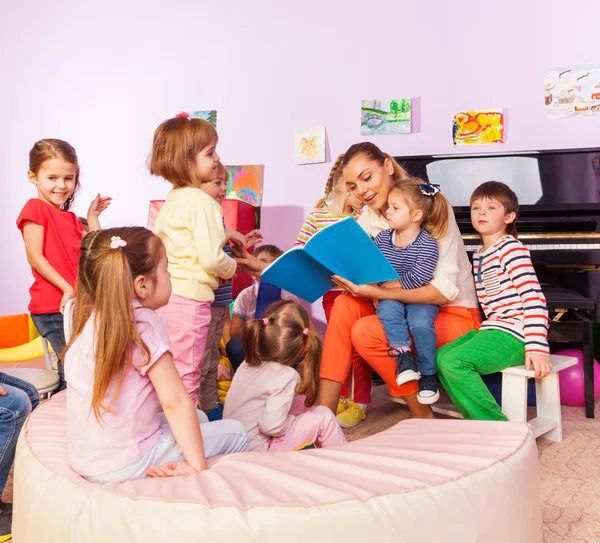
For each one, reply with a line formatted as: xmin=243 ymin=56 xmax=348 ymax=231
xmin=235 ymin=142 xmax=481 ymax=420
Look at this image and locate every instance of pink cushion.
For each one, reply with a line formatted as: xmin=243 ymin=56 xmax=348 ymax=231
xmin=26 ymin=392 xmax=535 ymax=508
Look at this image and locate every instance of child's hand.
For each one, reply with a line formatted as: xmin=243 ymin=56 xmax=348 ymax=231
xmin=146 ymin=461 xmax=203 ymax=478
xmin=244 ymin=229 xmax=263 ymax=249
xmin=87 ymin=193 xmax=112 ymax=219
xmin=225 ymin=228 xmax=246 ymax=247
xmin=526 ymin=353 xmax=553 ymax=378
xmin=59 ymin=288 xmax=75 ymax=314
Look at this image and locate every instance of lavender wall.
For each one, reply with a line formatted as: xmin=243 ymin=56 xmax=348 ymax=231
xmin=2 ymin=0 xmax=599 ymax=317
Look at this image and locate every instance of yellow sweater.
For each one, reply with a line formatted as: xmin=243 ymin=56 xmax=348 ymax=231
xmin=154 ymin=187 xmax=237 ymax=302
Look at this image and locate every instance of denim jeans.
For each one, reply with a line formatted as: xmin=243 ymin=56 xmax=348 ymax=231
xmin=376 ymin=300 xmax=439 ymax=376
xmin=0 ymin=373 xmax=39 ymax=494
xmin=31 ymin=312 xmax=66 ymax=390
xmin=225 ymin=337 xmax=245 ymax=371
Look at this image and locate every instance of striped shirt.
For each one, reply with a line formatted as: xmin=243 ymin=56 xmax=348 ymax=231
xmin=212 ymin=225 xmax=233 ymax=307
xmin=374 ymin=228 xmax=439 ymax=289
xmin=296 ymin=207 xmax=360 ymax=292
xmin=295 ymin=208 xmax=357 ymax=247
xmin=473 ymin=235 xmax=549 ymax=355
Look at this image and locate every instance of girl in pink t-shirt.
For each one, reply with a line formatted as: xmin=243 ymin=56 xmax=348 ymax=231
xmin=64 ymin=227 xmax=247 ymax=482
xmin=223 ymin=300 xmax=347 ymax=452
xmin=17 ymin=138 xmax=111 ymax=389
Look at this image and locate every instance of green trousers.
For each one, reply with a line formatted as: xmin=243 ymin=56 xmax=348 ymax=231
xmin=436 ymin=329 xmax=525 ymax=421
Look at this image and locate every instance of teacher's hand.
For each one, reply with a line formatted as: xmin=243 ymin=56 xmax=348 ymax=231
xmin=332 ymin=275 xmax=363 ymax=296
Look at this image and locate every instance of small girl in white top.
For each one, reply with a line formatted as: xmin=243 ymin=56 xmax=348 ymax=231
xmin=64 ymin=227 xmax=247 ymax=482
xmin=223 ymin=300 xmax=347 ymax=452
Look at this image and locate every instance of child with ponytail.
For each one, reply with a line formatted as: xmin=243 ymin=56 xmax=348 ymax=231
xmin=64 ymin=227 xmax=247 ymax=482
xmin=295 ymin=157 xmax=370 ymax=428
xmin=373 ymin=178 xmax=449 ymax=405
xmin=223 ymin=300 xmax=347 ymax=452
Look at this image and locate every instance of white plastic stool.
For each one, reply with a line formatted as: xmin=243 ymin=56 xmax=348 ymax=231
xmin=389 ymin=354 xmax=577 ymax=443
xmin=501 ymin=354 xmax=577 ymax=443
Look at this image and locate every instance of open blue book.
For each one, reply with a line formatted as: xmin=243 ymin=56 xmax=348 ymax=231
xmin=261 ymin=217 xmax=399 ymax=303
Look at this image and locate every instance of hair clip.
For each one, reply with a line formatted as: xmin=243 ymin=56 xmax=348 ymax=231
xmin=175 ymin=112 xmax=191 ymax=119
xmin=302 ymin=328 xmax=309 ymax=336
xmin=262 ymin=318 xmax=269 ymax=326
xmin=110 ymin=236 xmax=127 ymax=249
xmin=419 ymin=182 xmax=441 ymax=196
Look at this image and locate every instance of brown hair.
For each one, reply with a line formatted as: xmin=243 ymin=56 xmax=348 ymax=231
xmin=242 ymin=300 xmax=322 ymax=407
xmin=254 ymin=244 xmax=283 ymax=259
xmin=470 ymin=181 xmax=519 ymax=238
xmin=149 ymin=117 xmax=218 ymax=187
xmin=390 ymin=178 xmax=450 ymax=240
xmin=215 ymin=161 xmax=229 ymax=182
xmin=341 ymin=142 xmax=410 ymax=183
xmin=314 ymin=154 xmax=345 ymax=209
xmin=29 ymin=139 xmax=80 ymax=211
xmin=64 ymin=227 xmax=164 ymax=422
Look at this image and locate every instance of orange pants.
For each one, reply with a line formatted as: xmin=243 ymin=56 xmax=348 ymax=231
xmin=320 ymin=295 xmax=482 ymax=399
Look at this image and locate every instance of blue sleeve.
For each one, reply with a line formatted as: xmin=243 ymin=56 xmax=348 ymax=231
xmin=399 ymin=235 xmax=439 ymax=290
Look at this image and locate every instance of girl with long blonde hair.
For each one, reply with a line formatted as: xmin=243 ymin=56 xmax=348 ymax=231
xmin=64 ymin=227 xmax=247 ymax=482
xmin=223 ymin=300 xmax=347 ymax=452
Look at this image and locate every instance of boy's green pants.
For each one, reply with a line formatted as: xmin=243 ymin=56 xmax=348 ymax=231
xmin=436 ymin=329 xmax=525 ymax=421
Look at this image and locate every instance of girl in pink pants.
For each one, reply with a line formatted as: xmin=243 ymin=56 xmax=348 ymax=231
xmin=223 ymin=300 xmax=347 ymax=452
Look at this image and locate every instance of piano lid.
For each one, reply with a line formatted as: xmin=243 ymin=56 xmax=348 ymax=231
xmin=394 ymin=146 xmax=600 ymax=208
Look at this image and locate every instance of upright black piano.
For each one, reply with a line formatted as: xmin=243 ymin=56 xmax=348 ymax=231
xmin=396 ymin=147 xmax=600 ymax=418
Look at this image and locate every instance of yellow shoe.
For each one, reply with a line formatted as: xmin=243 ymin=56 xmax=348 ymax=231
xmin=336 ymin=397 xmax=349 ymax=416
xmin=336 ymin=399 xmax=366 ymax=429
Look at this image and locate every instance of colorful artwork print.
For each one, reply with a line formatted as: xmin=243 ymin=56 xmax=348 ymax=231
xmin=361 ymin=99 xmax=412 ymax=136
xmin=188 ymin=110 xmax=217 ymax=127
xmin=294 ymin=127 xmax=326 ymax=164
xmin=544 ymin=63 xmax=600 ymax=120
xmin=452 ymin=110 xmax=504 ymax=145
xmin=226 ymin=165 xmax=263 ymax=207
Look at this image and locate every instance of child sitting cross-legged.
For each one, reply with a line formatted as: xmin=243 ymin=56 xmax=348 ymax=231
xmin=223 ymin=300 xmax=348 ymax=452
xmin=225 ymin=244 xmax=299 ymax=370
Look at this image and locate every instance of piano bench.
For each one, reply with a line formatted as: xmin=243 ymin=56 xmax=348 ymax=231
xmin=388 ymin=354 xmax=577 ymax=442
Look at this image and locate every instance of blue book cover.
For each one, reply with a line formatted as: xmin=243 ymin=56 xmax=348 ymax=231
xmin=261 ymin=217 xmax=398 ymax=303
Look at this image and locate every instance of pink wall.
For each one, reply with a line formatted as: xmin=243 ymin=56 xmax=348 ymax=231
xmin=1 ymin=0 xmax=600 ymax=318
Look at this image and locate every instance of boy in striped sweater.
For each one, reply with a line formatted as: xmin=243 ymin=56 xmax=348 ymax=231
xmin=436 ymin=181 xmax=552 ymax=420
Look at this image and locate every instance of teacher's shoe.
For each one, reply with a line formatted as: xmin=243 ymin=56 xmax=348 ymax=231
xmin=337 ymin=399 xmax=366 ymax=428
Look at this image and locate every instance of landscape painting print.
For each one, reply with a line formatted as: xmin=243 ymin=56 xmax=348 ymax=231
xmin=361 ymin=99 xmax=411 ymax=136
xmin=294 ymin=127 xmax=326 ymax=164
xmin=452 ymin=110 xmax=504 ymax=145
xmin=188 ymin=110 xmax=217 ymax=127
xmin=544 ymin=63 xmax=600 ymax=120
xmin=225 ymin=165 xmax=263 ymax=207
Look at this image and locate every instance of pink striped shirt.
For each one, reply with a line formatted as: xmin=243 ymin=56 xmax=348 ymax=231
xmin=473 ymin=235 xmax=549 ymax=355
xmin=295 ymin=208 xmax=357 ymax=247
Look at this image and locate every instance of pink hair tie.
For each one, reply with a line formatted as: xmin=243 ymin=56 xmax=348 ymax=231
xmin=303 ymin=328 xmax=309 ymax=336
xmin=175 ymin=111 xmax=191 ymax=119
xmin=262 ymin=318 xmax=269 ymax=326
xmin=110 ymin=236 xmax=127 ymax=249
